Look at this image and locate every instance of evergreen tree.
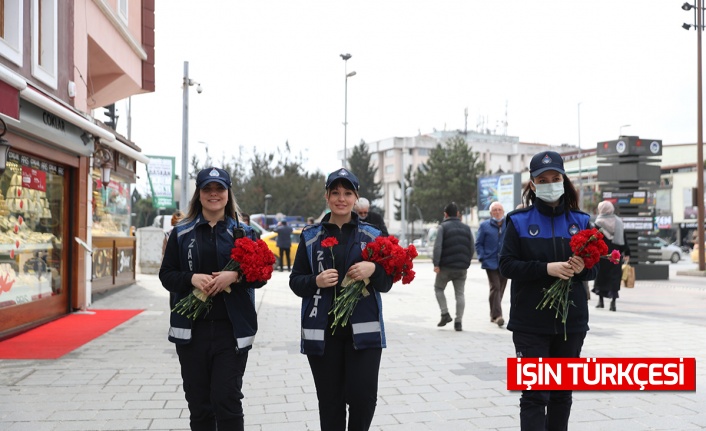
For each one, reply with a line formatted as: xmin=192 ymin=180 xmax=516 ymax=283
xmin=413 ymin=135 xmax=485 ymax=222
xmin=348 ymin=140 xmax=382 ymax=202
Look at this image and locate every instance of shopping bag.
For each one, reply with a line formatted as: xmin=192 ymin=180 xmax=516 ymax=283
xmin=622 ymin=264 xmax=635 ymax=288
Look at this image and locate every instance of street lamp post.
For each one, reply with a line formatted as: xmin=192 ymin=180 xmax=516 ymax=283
xmin=181 ymin=61 xmax=202 ymax=213
xmin=619 ymin=124 xmax=631 ymax=136
xmin=577 ymin=102 xmax=583 ymax=208
xmin=340 ymin=53 xmax=356 ymax=168
xmin=682 ymin=1 xmax=706 ymax=271
xmin=264 ymin=194 xmax=272 ymax=229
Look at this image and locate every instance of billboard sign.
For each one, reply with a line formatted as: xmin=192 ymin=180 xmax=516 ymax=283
xmin=477 ymin=173 xmax=521 ymax=218
xmin=146 ymin=156 xmax=176 ymax=209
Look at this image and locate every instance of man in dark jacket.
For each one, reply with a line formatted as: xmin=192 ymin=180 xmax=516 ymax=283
xmin=275 ymin=220 xmax=293 ymax=271
xmin=432 ymin=202 xmax=475 ymax=331
xmin=354 ymin=197 xmax=389 ymax=236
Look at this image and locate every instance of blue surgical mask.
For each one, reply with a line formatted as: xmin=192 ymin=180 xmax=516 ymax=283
xmin=492 ymin=217 xmax=504 ymax=223
xmin=532 ymin=181 xmax=564 ymax=203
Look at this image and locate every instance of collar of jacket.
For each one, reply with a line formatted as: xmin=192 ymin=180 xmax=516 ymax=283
xmin=533 ymin=196 xmax=567 ymax=217
xmin=320 ymin=211 xmax=361 ymax=226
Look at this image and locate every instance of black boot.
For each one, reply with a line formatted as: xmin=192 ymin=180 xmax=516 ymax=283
xmin=596 ymin=296 xmax=604 ymax=308
xmin=610 ymin=298 xmax=616 ymax=311
xmin=437 ymin=313 xmax=452 ymax=327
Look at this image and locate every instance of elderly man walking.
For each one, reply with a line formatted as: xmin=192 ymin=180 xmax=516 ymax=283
xmin=476 ymin=201 xmax=508 ymax=327
xmin=433 ymin=202 xmax=475 ymax=331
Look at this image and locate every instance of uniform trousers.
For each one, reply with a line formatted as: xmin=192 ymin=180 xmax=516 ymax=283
xmin=176 ymin=320 xmax=248 ymax=431
xmin=512 ymin=331 xmax=586 ymax=431
xmin=307 ymin=328 xmax=382 ymax=431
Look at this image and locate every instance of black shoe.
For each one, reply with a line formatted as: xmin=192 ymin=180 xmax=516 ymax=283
xmin=454 ymin=322 xmax=462 ymax=331
xmin=596 ymin=297 xmax=604 ymax=308
xmin=495 ymin=317 xmax=505 ymax=327
xmin=437 ymin=313 xmax=452 ymax=327
xmin=610 ymin=300 xmax=616 ymax=312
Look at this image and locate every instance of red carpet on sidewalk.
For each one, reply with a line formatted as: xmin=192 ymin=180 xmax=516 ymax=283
xmin=0 ymin=309 xmax=143 ymax=359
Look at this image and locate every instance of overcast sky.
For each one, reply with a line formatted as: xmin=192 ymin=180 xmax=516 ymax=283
xmin=120 ymin=0 xmax=698 ymax=190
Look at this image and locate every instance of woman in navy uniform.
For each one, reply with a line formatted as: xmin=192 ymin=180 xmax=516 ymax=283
xmin=290 ymin=168 xmax=393 ymax=431
xmin=499 ymin=151 xmax=598 ymax=431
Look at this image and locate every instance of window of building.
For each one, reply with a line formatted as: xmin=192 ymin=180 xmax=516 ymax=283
xmin=91 ymin=173 xmax=132 ymax=237
xmin=117 ymin=0 xmax=128 ymax=24
xmin=31 ymin=0 xmax=58 ymax=89
xmin=0 ymin=0 xmax=23 ymax=66
xmin=0 ymin=150 xmax=66 ymax=309
xmin=417 ymin=148 xmax=429 ymax=156
xmin=385 ymin=164 xmax=394 ymax=174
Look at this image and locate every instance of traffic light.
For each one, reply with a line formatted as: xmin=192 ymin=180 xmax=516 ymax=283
xmin=104 ymin=103 xmax=118 ymax=130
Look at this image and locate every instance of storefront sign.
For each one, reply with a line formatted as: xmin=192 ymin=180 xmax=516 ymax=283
xmin=623 ymin=216 xmax=654 ymax=230
xmin=19 ymin=101 xmax=93 ymax=156
xmin=146 ymin=155 xmax=175 ymax=209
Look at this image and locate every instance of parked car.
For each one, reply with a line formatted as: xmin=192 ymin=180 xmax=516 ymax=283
xmin=639 ymin=236 xmax=684 ymax=263
xmin=261 ymin=228 xmax=302 ymax=267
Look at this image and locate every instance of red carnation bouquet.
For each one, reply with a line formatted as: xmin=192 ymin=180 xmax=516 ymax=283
xmin=172 ymin=236 xmax=276 ymax=319
xmin=537 ymin=228 xmax=621 ymax=340
xmin=328 ymin=235 xmax=417 ymax=332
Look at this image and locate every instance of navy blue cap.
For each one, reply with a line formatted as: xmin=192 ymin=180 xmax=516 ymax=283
xmin=196 ymin=167 xmax=231 ymax=189
xmin=325 ymin=168 xmax=359 ymax=191
xmin=529 ymin=151 xmax=565 ymax=177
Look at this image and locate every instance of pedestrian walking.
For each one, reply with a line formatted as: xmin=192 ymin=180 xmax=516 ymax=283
xmin=592 ymin=200 xmax=630 ymax=311
xmin=162 ymin=209 xmax=184 ymax=256
xmin=290 ymin=167 xmax=393 ymax=431
xmin=275 ymin=220 xmax=293 ymax=271
xmin=499 ymin=151 xmax=598 ymax=430
xmin=432 ymin=202 xmax=475 ymax=332
xmin=354 ymin=197 xmax=389 ymax=236
xmin=475 ymin=201 xmax=508 ymax=327
xmin=159 ymin=167 xmax=266 ymax=431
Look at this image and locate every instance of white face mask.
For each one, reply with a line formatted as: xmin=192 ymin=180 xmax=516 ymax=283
xmin=532 ymin=181 xmax=564 ymax=203
xmin=492 ymin=217 xmax=504 ymax=222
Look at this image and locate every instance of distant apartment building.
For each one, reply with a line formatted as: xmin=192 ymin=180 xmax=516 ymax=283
xmin=342 ymin=129 xmax=568 ymax=236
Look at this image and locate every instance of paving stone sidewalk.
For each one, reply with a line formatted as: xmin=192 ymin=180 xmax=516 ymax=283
xmin=0 ymin=261 xmax=704 ymax=430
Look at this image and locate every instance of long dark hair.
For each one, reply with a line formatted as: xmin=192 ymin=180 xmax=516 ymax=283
xmin=522 ymin=174 xmax=580 ymax=210
xmin=184 ymin=187 xmax=240 ymax=222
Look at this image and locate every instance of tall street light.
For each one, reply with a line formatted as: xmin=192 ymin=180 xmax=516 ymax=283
xmin=181 ymin=61 xmax=202 ymax=213
xmin=264 ymin=194 xmax=273 ymax=229
xmin=340 ymin=53 xmax=356 ymax=168
xmin=619 ymin=124 xmax=631 ymax=136
xmin=682 ymin=1 xmax=706 ymax=271
xmin=577 ymin=102 xmax=583 ymax=208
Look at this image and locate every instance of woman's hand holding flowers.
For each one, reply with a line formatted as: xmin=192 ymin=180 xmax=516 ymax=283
xmin=567 ymin=255 xmax=585 ymax=274
xmin=547 ymin=261 xmax=574 ymax=280
xmin=347 ymin=261 xmax=375 ymax=282
xmin=209 ymin=270 xmax=240 ymax=292
xmin=316 ymin=269 xmax=339 ymax=288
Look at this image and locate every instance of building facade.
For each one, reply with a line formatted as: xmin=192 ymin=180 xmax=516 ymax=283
xmin=0 ymin=0 xmax=154 ymax=338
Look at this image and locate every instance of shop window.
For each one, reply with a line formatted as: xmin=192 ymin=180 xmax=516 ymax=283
xmin=0 ymin=151 xmax=65 ymax=309
xmin=0 ymin=0 xmax=23 ymax=66
xmin=91 ymin=172 xmax=132 ymax=237
xmin=31 ymin=0 xmax=58 ymax=89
